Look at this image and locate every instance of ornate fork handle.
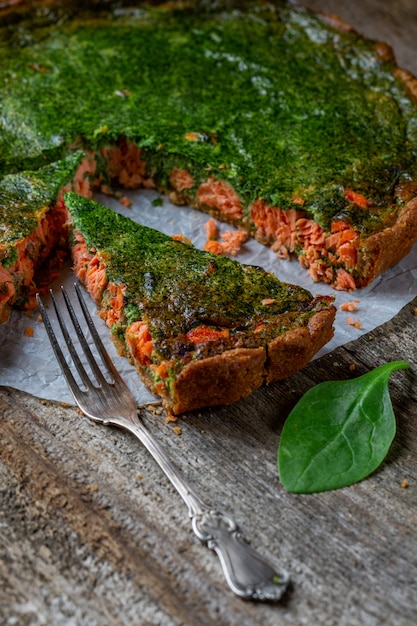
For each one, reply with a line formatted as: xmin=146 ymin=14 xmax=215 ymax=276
xmin=111 ymin=413 xmax=289 ymax=601
xmin=192 ymin=509 xmax=289 ymax=601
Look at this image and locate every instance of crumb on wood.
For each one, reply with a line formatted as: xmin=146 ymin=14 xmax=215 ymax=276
xmin=173 ymin=426 xmax=182 ymax=436
xmin=146 ymin=404 xmax=164 ymax=416
xmin=401 ymin=479 xmax=409 ymax=489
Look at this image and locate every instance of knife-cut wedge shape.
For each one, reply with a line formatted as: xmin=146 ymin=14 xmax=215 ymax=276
xmin=66 ymin=192 xmax=336 ymax=415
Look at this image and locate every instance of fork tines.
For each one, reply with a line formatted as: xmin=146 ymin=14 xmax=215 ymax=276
xmin=36 ymin=284 xmax=118 ymax=398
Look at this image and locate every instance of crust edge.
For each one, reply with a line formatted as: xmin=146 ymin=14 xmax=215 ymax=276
xmin=356 ymin=197 xmax=417 ymax=288
xmin=166 ymin=304 xmax=336 ymax=415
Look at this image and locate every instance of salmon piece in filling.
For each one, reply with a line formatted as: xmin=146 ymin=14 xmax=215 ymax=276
xmin=197 ymin=177 xmax=244 ymax=221
xmin=0 ymin=197 xmax=70 ymax=321
xmin=100 ymin=138 xmax=155 ymax=190
xmin=250 ymin=199 xmax=360 ymax=290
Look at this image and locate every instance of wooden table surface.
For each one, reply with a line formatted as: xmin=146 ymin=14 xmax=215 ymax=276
xmin=1 ymin=1 xmax=417 ymax=624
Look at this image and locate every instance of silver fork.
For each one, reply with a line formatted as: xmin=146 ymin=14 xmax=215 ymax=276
xmin=36 ymin=284 xmax=290 ymax=602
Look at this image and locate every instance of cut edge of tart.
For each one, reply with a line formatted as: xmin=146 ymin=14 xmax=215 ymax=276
xmin=0 ymin=153 xmax=86 ymax=323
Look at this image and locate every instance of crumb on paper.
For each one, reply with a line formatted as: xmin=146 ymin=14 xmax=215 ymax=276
xmin=100 ymin=184 xmax=114 ymax=196
xmin=203 ymin=217 xmax=248 ymax=256
xmin=204 ymin=239 xmax=225 ymax=255
xmin=25 ymin=326 xmax=34 ymax=337
xmin=219 ymin=229 xmax=248 ymax=255
xmin=172 ymin=233 xmax=192 ymax=245
xmin=401 ymin=479 xmax=409 ymax=489
xmin=119 ymin=195 xmax=132 ymax=208
xmin=347 ymin=315 xmax=362 ymax=330
xmin=340 ymin=300 xmax=360 ymax=312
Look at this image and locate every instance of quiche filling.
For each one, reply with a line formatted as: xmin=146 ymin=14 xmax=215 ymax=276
xmin=0 ymin=154 xmax=84 ymax=322
xmin=1 ymin=0 xmax=417 ymax=291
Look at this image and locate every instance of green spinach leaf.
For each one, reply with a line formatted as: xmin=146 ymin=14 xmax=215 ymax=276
xmin=277 ymin=361 xmax=409 ymax=493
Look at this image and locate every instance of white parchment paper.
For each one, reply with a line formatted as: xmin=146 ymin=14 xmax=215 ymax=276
xmin=1 ymin=188 xmax=416 ymax=406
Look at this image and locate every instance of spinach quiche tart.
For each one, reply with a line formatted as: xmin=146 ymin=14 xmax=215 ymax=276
xmin=0 ymin=0 xmax=417 ymax=292
xmin=66 ymin=192 xmax=335 ymax=415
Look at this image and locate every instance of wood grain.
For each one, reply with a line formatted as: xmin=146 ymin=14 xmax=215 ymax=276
xmin=1 ymin=1 xmax=417 ymax=624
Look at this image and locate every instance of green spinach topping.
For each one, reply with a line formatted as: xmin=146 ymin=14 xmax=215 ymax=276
xmin=1 ymin=2 xmax=417 ymax=233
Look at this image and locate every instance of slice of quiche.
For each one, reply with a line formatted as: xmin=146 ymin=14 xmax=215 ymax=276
xmin=0 ymin=153 xmax=83 ymax=323
xmin=65 ymin=192 xmax=336 ymax=415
